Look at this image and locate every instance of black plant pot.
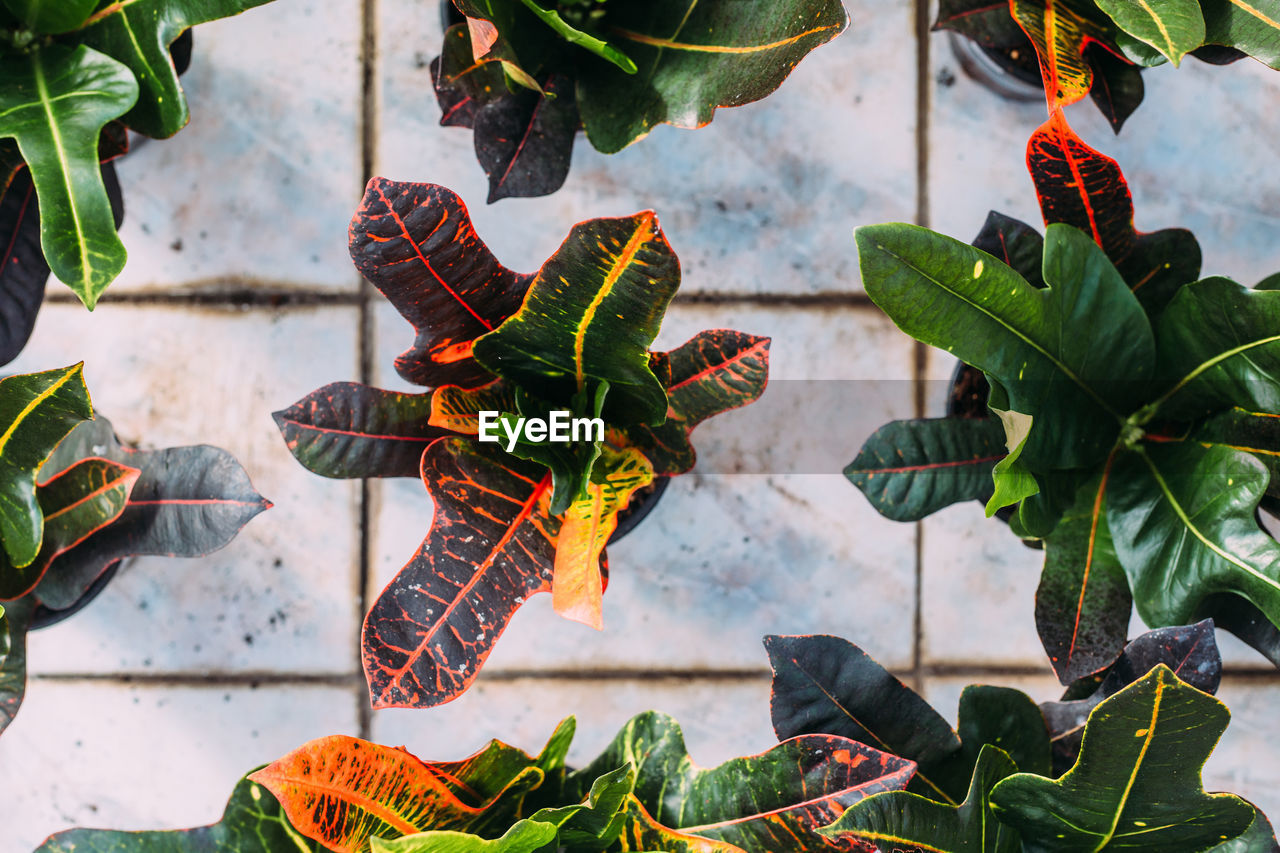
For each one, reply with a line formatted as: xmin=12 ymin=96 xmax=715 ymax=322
xmin=947 ymin=32 xmax=1043 ymax=103
xmin=29 ymin=559 xmax=124 ymax=631
xmin=608 ymin=475 xmax=670 ymax=544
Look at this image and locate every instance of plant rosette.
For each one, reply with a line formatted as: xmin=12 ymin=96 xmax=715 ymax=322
xmin=0 ymin=0 xmax=276 ymax=362
xmin=275 ymin=178 xmax=770 ymax=710
xmin=429 ymin=0 xmax=848 ymax=201
xmin=0 ymin=365 xmax=270 ymax=737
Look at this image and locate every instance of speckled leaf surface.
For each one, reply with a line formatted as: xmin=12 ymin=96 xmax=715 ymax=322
xmin=0 ymin=593 xmax=30 ymax=735
xmin=274 ymin=382 xmax=443 ymax=480
xmin=1011 ymin=0 xmax=1119 ymax=108
xmin=349 ymin=179 xmax=532 ymax=388
xmin=363 ymin=437 xmax=559 ymax=709
xmin=474 ymin=72 xmax=578 ymax=203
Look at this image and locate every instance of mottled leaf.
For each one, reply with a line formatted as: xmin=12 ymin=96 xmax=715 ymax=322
xmin=79 ymin=0 xmax=274 ymax=139
xmin=274 ymin=382 xmax=443 ymax=480
xmin=570 ymin=710 xmax=915 ymax=852
xmin=473 ymin=210 xmax=677 ymax=425
xmin=575 ymin=0 xmax=848 ymax=154
xmin=474 ymin=72 xmax=579 ymax=203
xmin=431 ymin=380 xmax=518 ymax=436
xmin=0 ymin=457 xmax=138 ymax=600
xmin=0 ymin=363 xmax=93 ymax=568
xmin=33 ymin=416 xmax=270 ymax=611
xmin=820 ymin=745 xmax=1020 ymax=853
xmin=0 ymin=45 xmax=137 ymax=306
xmin=1011 ymin=0 xmax=1118 ymax=107
xmin=619 ymin=329 xmax=771 ymax=477
xmin=847 ymin=418 xmax=1006 ymax=521
xmin=349 ymin=178 xmax=532 ymax=388
xmin=990 ymin=665 xmax=1255 ymax=850
xmin=35 ymin=774 xmax=325 ymax=851
xmin=363 ymin=437 xmax=558 ymax=709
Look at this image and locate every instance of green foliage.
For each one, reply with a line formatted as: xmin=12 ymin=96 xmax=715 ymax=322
xmin=0 ymin=0 xmax=275 ymax=305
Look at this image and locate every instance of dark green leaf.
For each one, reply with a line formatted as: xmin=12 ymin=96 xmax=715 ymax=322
xmin=33 ymin=415 xmax=270 ymax=611
xmin=0 ymin=594 xmax=31 ymax=735
xmin=273 ymin=382 xmax=443 ymax=480
xmin=990 ymin=665 xmax=1255 ymax=851
xmin=432 ymin=23 xmax=510 ymax=129
xmin=956 ymin=686 xmax=1051 ymax=778
xmin=0 ymin=363 xmax=93 ymax=568
xmin=473 ymin=211 xmax=678 ymax=425
xmin=765 ymin=633 xmax=968 ymax=805
xmin=1114 ymin=226 xmax=1201 ymax=317
xmin=856 ymin=221 xmax=1153 ymax=471
xmin=1087 ymin=45 xmax=1145 ymax=133
xmin=970 ymin=211 xmax=1045 ymax=288
xmin=846 ymin=418 xmax=1006 ymax=522
xmin=1201 ymin=0 xmax=1280 ymax=69
xmin=819 ymin=745 xmax=1021 ymax=853
xmin=570 ymin=710 xmax=915 ymax=851
xmin=1094 ymin=0 xmax=1204 ymax=64
xmin=575 ymin=0 xmax=848 ymax=154
xmin=36 ymin=774 xmax=324 ymax=851
xmin=1038 ymin=471 xmax=1133 ymax=685
xmin=1197 ymin=592 xmax=1280 ymax=670
xmin=935 ymin=0 xmax=1032 ymax=48
xmin=474 ymin=72 xmax=579 ymax=203
xmin=2 ymin=0 xmax=94 ymax=33
xmin=79 ymin=0 xmax=274 ymax=138
xmin=0 ymin=46 xmax=137 ymax=306
xmin=1208 ymin=807 xmax=1280 ymax=852
xmin=1180 ymin=407 xmax=1280 ymax=500
xmin=518 ymin=0 xmax=636 ymax=73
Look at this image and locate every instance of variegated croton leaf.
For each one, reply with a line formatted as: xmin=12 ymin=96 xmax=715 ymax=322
xmin=432 ymin=0 xmax=847 ymax=200
xmin=0 ymin=0 xmax=275 ymax=307
xmin=281 ymin=179 xmax=769 ymax=709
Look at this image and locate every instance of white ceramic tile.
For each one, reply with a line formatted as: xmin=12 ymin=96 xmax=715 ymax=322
xmin=921 ymin=502 xmax=1048 ymax=668
xmin=107 ymin=0 xmax=364 ymax=293
xmin=9 ymin=303 xmax=362 ymax=675
xmin=371 ymin=677 xmax=775 ymax=771
xmin=0 ymin=681 xmax=359 ymax=851
xmin=374 ymin=0 xmax=916 ymax=295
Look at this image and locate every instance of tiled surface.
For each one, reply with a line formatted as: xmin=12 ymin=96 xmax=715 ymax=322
xmin=0 ymin=682 xmax=359 ymax=850
xmin=4 ymin=0 xmax=1280 ymax=846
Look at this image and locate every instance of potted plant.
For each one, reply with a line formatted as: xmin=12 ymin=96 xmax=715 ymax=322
xmin=0 ymin=363 xmax=270 ymax=735
xmin=428 ymin=0 xmax=848 ymax=201
xmin=0 ymin=0 xmax=276 ymax=363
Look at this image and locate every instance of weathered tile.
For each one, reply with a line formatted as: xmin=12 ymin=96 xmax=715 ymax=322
xmin=9 ymin=303 xmax=362 ymax=675
xmin=371 ymin=677 xmax=775 ymax=770
xmin=921 ymin=502 xmax=1048 ymax=668
xmin=374 ymin=0 xmax=916 ymax=295
xmin=0 ymin=681 xmax=359 ymax=851
xmin=108 ymin=0 xmax=364 ymax=293
xmin=367 ymin=302 xmax=921 ymax=673
xmin=1205 ymin=679 xmax=1280 ymax=823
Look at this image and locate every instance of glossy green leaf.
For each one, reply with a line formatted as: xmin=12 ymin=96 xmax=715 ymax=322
xmin=820 ymin=745 xmax=1021 ymax=853
xmin=1172 ymin=407 xmax=1280 ymax=500
xmin=845 ymin=417 xmax=1006 ymax=521
xmin=472 ymin=211 xmax=678 ymax=425
xmin=0 ymin=363 xmax=93 ymax=568
xmin=1209 ymin=807 xmax=1280 ymax=852
xmin=1038 ymin=472 xmax=1133 ymax=685
xmin=1094 ymin=0 xmax=1204 ymax=64
xmin=0 ymin=594 xmax=30 ymax=735
xmin=0 ymin=456 xmax=138 ymax=600
xmin=956 ymin=685 xmax=1051 ymax=779
xmin=36 ymin=774 xmax=325 ymax=851
xmin=79 ymin=0 xmax=274 ymax=138
xmin=1110 ymin=442 xmax=1280 ymax=631
xmin=1202 ymin=0 xmax=1280 ymax=68
xmin=371 ymin=822 xmax=557 ymax=853
xmin=569 ymin=710 xmax=915 ymax=851
xmin=518 ymin=0 xmax=636 ymax=73
xmin=0 ymin=45 xmax=137 ymax=306
xmin=986 ymin=407 xmax=1040 ymax=515
xmin=856 ymin=222 xmax=1153 ymax=471
xmin=575 ymin=0 xmax=848 ymax=153
xmin=1153 ymin=276 xmax=1280 ymax=420
xmin=990 ymin=665 xmax=1255 ymax=851
xmin=2 ymin=0 xmax=95 ymax=33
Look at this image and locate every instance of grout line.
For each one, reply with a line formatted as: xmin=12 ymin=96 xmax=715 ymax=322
xmin=48 ymin=290 xmax=363 ymax=307
xmin=910 ymin=0 xmax=933 ymax=694
xmin=30 ymin=673 xmax=363 ymax=687
xmin=672 ymin=291 xmax=876 ymax=308
xmin=355 ymin=0 xmax=380 ymax=743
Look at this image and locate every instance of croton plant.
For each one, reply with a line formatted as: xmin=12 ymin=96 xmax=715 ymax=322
xmin=0 ymin=363 xmax=269 ymax=736
xmin=937 ymin=0 xmax=1279 ymax=134
xmin=276 ymin=178 xmax=770 ymax=709
xmin=0 ymin=0 xmax=275 ymax=363
xmin=430 ymin=0 xmax=848 ymax=201
xmin=36 ymin=627 xmax=1272 ymax=852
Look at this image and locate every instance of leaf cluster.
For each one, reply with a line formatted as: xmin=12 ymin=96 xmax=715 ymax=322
xmin=431 ymin=0 xmax=848 ymax=200
xmin=767 ymin=631 xmax=1277 ymax=853
xmin=0 ymin=367 xmax=269 ymax=738
xmin=276 ymin=179 xmax=769 ymax=709
xmin=0 ymin=0 xmax=274 ymax=312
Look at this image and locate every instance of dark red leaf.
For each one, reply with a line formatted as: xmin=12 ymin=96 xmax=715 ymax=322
xmin=349 ymin=179 xmax=532 ymax=388
xmin=362 ymin=437 xmax=562 ymax=709
xmin=474 ymin=73 xmax=579 ymax=203
xmin=1086 ymin=45 xmax=1144 ymax=134
xmin=432 ymin=23 xmax=509 ymax=130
